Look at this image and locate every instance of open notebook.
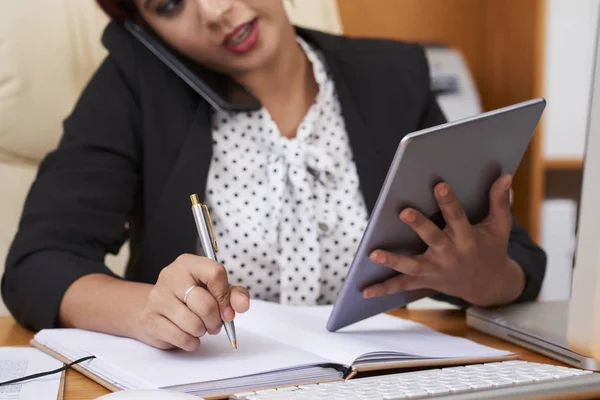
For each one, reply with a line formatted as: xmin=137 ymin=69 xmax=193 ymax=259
xmin=31 ymin=301 xmax=514 ymax=399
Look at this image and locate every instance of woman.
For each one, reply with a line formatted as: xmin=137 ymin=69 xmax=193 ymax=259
xmin=2 ymin=0 xmax=545 ymax=352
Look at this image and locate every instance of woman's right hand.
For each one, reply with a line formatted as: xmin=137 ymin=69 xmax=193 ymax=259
xmin=135 ymin=254 xmax=250 ymax=351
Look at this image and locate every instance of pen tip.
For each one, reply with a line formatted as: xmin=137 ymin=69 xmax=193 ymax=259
xmin=232 ymin=341 xmax=238 ymax=350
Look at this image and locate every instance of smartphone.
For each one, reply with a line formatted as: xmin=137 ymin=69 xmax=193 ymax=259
xmin=123 ymin=20 xmax=262 ymax=112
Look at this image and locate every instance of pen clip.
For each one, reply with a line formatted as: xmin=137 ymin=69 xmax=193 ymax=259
xmin=202 ymin=204 xmax=219 ymax=252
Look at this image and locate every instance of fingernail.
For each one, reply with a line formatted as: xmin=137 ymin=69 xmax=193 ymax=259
xmin=400 ymin=209 xmax=416 ymax=223
xmin=370 ymin=251 xmax=386 ymax=263
xmin=364 ymin=288 xmax=381 ymax=298
xmin=238 ymin=290 xmax=250 ymax=301
xmin=504 ymin=177 xmax=513 ymax=191
xmin=437 ymin=184 xmax=449 ymax=197
xmin=223 ymin=307 xmax=235 ymax=321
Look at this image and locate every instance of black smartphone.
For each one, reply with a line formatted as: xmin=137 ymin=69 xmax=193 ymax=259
xmin=123 ymin=20 xmax=262 ymax=112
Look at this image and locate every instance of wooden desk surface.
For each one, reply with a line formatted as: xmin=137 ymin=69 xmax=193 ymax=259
xmin=0 ymin=310 xmax=567 ymax=399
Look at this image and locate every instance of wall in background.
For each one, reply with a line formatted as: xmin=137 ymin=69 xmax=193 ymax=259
xmin=542 ymin=0 xmax=600 ymax=159
xmin=285 ymin=0 xmax=343 ymax=35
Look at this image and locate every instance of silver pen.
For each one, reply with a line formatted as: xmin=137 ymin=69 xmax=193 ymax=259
xmin=190 ymin=194 xmax=237 ymax=350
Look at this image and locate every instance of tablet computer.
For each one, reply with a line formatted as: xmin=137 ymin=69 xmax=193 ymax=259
xmin=326 ymin=98 xmax=546 ymax=332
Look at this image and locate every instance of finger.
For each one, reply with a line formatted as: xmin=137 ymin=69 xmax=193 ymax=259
xmin=141 ymin=337 xmax=174 ymax=351
xmin=362 ymin=275 xmax=429 ymax=298
xmin=177 ymin=254 xmax=234 ymax=321
xmin=400 ymin=208 xmax=451 ymax=251
xmin=160 ymin=295 xmax=207 ymax=338
xmin=369 ymin=250 xmax=427 ymax=276
xmin=434 ymin=182 xmax=474 ymax=240
xmin=185 ymin=286 xmax=223 ymax=335
xmin=149 ymin=315 xmax=200 ymax=352
xmin=485 ymin=174 xmax=513 ymax=236
xmin=230 ymin=286 xmax=250 ymax=314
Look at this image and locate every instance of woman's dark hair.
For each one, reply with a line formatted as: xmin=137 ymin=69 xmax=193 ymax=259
xmin=96 ymin=0 xmax=138 ymax=20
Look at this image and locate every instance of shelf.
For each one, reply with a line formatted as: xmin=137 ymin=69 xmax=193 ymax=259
xmin=544 ymin=158 xmax=584 ymax=170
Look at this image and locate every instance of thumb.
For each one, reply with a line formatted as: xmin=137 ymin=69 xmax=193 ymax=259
xmin=485 ymin=174 xmax=513 ymax=236
xmin=191 ymin=257 xmax=234 ymax=321
xmin=230 ymin=286 xmax=251 ymax=314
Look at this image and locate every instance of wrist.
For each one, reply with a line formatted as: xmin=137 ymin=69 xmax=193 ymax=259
xmin=59 ymin=274 xmax=152 ymax=339
xmin=470 ymin=256 xmax=526 ymax=307
xmin=117 ymin=281 xmax=154 ymax=340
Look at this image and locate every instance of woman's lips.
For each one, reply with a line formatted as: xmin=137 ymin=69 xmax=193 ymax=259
xmin=223 ymin=18 xmax=259 ymax=54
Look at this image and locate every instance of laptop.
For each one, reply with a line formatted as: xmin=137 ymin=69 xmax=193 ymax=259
xmin=467 ymin=302 xmax=600 ymax=370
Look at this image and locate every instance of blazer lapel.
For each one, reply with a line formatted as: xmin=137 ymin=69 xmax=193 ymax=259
xmin=140 ymin=102 xmax=214 ymax=275
xmin=323 ymin=54 xmax=389 ymax=215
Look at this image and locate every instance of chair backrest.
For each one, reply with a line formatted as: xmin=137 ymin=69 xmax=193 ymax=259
xmin=0 ymin=0 xmax=109 ymax=165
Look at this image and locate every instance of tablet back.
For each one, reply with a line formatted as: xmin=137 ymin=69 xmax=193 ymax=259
xmin=327 ymin=98 xmax=546 ymax=332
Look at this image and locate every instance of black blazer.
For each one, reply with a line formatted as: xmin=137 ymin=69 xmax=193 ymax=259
xmin=2 ymin=22 xmax=546 ymax=331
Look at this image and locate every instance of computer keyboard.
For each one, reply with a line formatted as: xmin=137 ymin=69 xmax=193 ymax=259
xmin=229 ymin=361 xmax=600 ymax=399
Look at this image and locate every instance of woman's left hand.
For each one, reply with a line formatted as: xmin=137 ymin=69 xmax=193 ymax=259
xmin=362 ymin=174 xmax=526 ymax=307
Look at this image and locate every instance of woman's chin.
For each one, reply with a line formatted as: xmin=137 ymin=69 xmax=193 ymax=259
xmin=225 ymin=47 xmax=279 ymax=76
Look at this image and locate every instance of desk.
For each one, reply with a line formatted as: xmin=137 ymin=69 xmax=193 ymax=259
xmin=0 ymin=311 xmax=566 ymax=399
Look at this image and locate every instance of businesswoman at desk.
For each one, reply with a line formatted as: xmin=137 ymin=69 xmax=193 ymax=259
xmin=2 ymin=0 xmax=546 ymax=352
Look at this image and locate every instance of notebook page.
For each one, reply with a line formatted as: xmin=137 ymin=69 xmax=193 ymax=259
xmin=34 ymin=327 xmax=331 ymax=389
xmin=235 ymin=300 xmax=511 ymax=366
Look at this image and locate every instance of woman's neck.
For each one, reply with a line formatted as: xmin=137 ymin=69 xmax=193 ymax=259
xmin=231 ymin=27 xmax=318 ymax=138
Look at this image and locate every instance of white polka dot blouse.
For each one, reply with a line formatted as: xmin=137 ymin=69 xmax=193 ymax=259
xmin=204 ymin=37 xmax=369 ymax=305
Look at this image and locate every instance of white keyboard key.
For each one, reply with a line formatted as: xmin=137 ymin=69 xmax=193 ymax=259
xmin=438 ymin=376 xmax=458 ymax=382
xmin=449 ymin=384 xmax=473 ymax=393
xmin=551 ymin=371 xmax=577 ymax=378
xmin=425 ymin=387 xmax=451 ymax=395
xmin=332 ymin=395 xmax=361 ymax=400
xmin=312 ymin=394 xmax=336 ymax=400
xmin=383 ymin=395 xmax=408 ymax=400
xmin=570 ymin=369 xmax=594 ymax=376
xmin=466 ymin=381 xmax=494 ymax=389
xmin=405 ymin=390 xmax=429 ymax=398
xmin=380 ymin=388 xmax=406 ymax=394
xmin=512 ymin=375 xmax=536 ymax=384
xmin=530 ymin=373 xmax=555 ymax=382
xmin=316 ymin=385 xmax=338 ymax=390
xmin=418 ymin=382 xmax=442 ymax=388
xmin=491 ymin=378 xmax=515 ymax=387
xmin=397 ymin=385 xmax=421 ymax=392
xmin=378 ymin=382 xmax=401 ymax=389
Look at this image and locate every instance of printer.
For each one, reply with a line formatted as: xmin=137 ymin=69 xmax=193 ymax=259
xmin=424 ymin=45 xmax=483 ymax=121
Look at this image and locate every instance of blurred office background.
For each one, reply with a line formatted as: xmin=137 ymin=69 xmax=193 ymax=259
xmin=0 ymin=0 xmax=595 ymax=314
